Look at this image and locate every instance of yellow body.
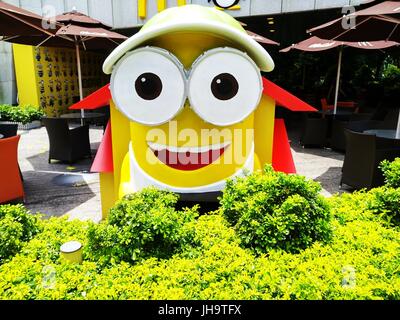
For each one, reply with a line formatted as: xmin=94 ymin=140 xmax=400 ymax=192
xmin=99 ymin=33 xmax=276 ymax=218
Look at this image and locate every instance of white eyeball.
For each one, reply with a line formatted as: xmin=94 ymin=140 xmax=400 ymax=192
xmin=188 ymin=47 xmax=262 ymax=126
xmin=110 ymin=47 xmax=186 ymax=126
xmin=212 ymin=0 xmax=239 ymax=8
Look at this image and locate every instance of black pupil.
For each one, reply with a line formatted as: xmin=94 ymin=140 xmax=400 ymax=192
xmin=135 ymin=72 xmax=162 ymax=100
xmin=211 ymin=73 xmax=239 ymax=101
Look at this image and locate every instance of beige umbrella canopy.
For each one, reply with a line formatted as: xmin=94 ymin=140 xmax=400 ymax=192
xmin=308 ymin=14 xmax=400 ymax=42
xmin=281 ymin=36 xmax=398 ymax=52
xmin=355 ymin=0 xmax=400 ymax=16
xmin=2 ymin=9 xmax=127 ymax=121
xmin=0 ymin=1 xmax=59 ymax=39
xmin=246 ymin=30 xmax=279 ymax=46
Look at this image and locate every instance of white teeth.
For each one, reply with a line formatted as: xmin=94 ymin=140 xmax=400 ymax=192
xmin=147 ymin=141 xmax=230 ymax=153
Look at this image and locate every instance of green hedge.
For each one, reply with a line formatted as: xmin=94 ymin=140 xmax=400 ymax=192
xmin=0 ymin=163 xmax=400 ymax=300
xmin=381 ymin=158 xmax=400 ymax=189
xmin=0 ymin=104 xmax=44 ymax=124
xmin=219 ymin=165 xmax=332 ymax=254
xmin=0 ymin=205 xmax=41 ymax=264
xmin=86 ymin=188 xmax=199 ymax=265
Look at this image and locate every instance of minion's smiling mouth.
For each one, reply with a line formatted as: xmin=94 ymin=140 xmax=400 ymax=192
xmin=147 ymin=141 xmax=230 ymax=171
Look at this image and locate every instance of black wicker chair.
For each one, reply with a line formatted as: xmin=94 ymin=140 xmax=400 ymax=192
xmin=43 ymin=118 xmax=91 ymax=164
xmin=330 ymin=119 xmax=385 ymax=152
xmin=300 ymin=114 xmax=328 ymax=147
xmin=0 ymin=123 xmax=18 ymax=138
xmin=340 ymin=129 xmax=400 ymax=189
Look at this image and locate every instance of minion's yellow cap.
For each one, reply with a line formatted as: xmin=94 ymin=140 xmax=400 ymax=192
xmin=103 ymin=5 xmax=274 ymax=74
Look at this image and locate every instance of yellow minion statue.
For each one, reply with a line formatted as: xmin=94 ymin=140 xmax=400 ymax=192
xmin=71 ymin=5 xmax=316 ymax=217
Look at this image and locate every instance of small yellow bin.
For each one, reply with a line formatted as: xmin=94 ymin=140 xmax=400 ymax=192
xmin=60 ymin=241 xmax=83 ymax=264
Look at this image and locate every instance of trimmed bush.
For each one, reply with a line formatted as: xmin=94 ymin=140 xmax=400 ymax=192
xmin=366 ymin=187 xmax=400 ymax=226
xmin=219 ymin=165 xmax=332 ymax=254
xmin=1 ymin=203 xmax=400 ymax=300
xmin=86 ymin=188 xmax=199 ymax=265
xmin=0 ymin=205 xmax=41 ymax=264
xmin=380 ymin=158 xmax=400 ymax=189
xmin=0 ymin=104 xmax=44 ymax=124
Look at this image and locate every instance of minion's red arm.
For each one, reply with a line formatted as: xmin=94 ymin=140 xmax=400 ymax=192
xmin=69 ymin=79 xmax=316 ymax=174
xmin=262 ymin=77 xmax=316 ymax=174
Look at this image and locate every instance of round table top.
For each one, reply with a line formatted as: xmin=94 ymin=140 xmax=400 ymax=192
xmin=60 ymin=112 xmax=105 ymax=119
xmin=0 ymin=134 xmax=3 ymax=139
xmin=317 ymin=110 xmax=354 ymax=116
xmin=364 ymin=129 xmax=399 ymax=139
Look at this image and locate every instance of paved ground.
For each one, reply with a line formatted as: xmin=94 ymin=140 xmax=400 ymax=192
xmin=16 ymin=121 xmax=348 ymax=221
xmin=18 ymin=125 xmax=103 ymax=222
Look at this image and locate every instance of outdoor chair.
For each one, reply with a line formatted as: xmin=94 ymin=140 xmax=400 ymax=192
xmin=43 ymin=117 xmax=91 ymax=164
xmin=340 ymin=129 xmax=400 ymax=190
xmin=300 ymin=114 xmax=328 ymax=147
xmin=0 ymin=123 xmax=18 ymax=138
xmin=0 ymin=135 xmax=24 ymax=203
xmin=330 ymin=119 xmax=384 ymax=152
xmin=321 ymin=98 xmax=358 ymax=114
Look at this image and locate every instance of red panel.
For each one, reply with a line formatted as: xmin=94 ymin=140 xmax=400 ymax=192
xmin=69 ymin=84 xmax=111 ymax=110
xmin=0 ymin=135 xmax=24 ymax=203
xmin=91 ymin=121 xmax=114 ymax=173
xmin=263 ymin=77 xmax=317 ymax=112
xmin=272 ymin=119 xmax=296 ymax=174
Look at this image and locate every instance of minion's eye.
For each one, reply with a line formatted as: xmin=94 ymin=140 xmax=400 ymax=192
xmin=188 ymin=47 xmax=262 ymax=126
xmin=211 ymin=73 xmax=239 ymax=101
xmin=135 ymin=73 xmax=162 ymax=100
xmin=110 ymin=47 xmax=186 ymax=126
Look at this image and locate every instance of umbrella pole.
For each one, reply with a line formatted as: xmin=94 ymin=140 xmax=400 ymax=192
xmin=75 ymin=42 xmax=84 ymax=126
xmin=333 ymin=47 xmax=343 ymax=116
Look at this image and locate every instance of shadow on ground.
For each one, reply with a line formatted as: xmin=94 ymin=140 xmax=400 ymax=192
xmin=22 ymin=141 xmax=101 ymax=217
xmin=313 ymin=166 xmax=351 ymax=196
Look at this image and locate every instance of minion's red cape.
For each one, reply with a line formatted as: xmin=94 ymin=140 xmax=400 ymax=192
xmin=70 ymin=78 xmax=316 ymax=174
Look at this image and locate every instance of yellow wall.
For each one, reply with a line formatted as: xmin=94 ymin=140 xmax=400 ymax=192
xmin=12 ymin=44 xmax=108 ymax=116
xmin=12 ymin=44 xmax=40 ymax=107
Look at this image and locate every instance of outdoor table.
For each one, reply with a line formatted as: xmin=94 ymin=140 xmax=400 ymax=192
xmin=60 ymin=112 xmax=106 ymax=126
xmin=363 ymin=129 xmax=399 ymax=140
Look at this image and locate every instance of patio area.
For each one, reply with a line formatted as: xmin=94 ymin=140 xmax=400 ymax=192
xmin=17 ymin=123 xmax=347 ymax=222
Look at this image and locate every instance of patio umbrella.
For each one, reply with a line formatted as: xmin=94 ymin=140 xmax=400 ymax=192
xmin=38 ymin=11 xmax=126 ymax=102
xmin=281 ymin=36 xmax=398 ymax=115
xmin=0 ymin=1 xmax=58 ymax=40
xmin=354 ymin=0 xmax=400 ymax=16
xmin=308 ymin=14 xmax=400 ymax=42
xmin=3 ymin=10 xmax=127 ymax=122
xmin=308 ymin=3 xmax=400 ymax=137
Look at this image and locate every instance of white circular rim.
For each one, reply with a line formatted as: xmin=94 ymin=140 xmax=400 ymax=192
xmin=60 ymin=241 xmax=82 ymax=253
xmin=110 ymin=46 xmax=187 ymax=126
xmin=188 ymin=47 xmax=263 ymax=127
